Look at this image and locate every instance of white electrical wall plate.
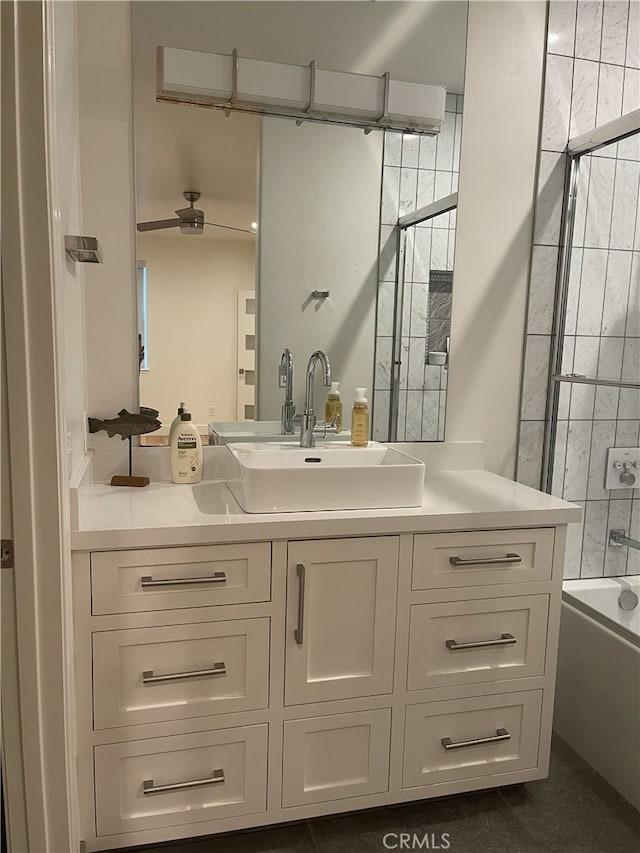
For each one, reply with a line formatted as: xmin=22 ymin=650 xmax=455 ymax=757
xmin=605 ymin=447 xmax=640 ymax=490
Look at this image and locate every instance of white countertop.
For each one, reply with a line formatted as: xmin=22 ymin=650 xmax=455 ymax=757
xmin=72 ymin=469 xmax=581 ymax=551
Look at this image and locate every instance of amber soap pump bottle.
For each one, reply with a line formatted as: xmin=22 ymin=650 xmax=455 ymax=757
xmin=325 ymin=381 xmax=343 ymax=432
xmin=350 ymin=387 xmax=369 ymax=447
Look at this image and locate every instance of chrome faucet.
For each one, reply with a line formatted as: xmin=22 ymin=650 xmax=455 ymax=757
xmin=299 ymin=350 xmax=332 ymax=448
xmin=279 ymin=348 xmax=296 ymax=434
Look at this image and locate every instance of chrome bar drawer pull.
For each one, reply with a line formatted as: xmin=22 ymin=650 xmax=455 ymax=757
xmin=445 ymin=633 xmax=516 ymax=651
xmin=441 ymin=728 xmax=510 ymax=751
xmin=294 ymin=563 xmax=305 ymax=645
xmin=142 ymin=662 xmax=226 ymax=684
xmin=449 ymin=553 xmax=522 ymax=567
xmin=140 ymin=572 xmax=227 ymax=588
xmin=143 ymin=768 xmax=225 ymax=795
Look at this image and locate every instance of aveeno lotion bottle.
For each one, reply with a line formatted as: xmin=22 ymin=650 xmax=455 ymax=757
xmin=170 ymin=412 xmax=203 ymax=483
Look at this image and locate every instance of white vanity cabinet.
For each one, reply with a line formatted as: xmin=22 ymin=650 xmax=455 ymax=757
xmin=72 ymin=520 xmax=567 ymax=852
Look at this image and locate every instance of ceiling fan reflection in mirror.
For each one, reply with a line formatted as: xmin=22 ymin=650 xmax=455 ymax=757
xmin=136 ymin=190 xmax=256 ymax=236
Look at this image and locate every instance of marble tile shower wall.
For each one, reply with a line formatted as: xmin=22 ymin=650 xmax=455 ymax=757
xmin=373 ymin=95 xmax=463 ymax=441
xmin=517 ymin=0 xmax=640 ymax=578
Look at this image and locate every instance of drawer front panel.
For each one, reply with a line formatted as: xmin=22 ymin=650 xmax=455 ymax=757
xmin=407 ymin=596 xmax=549 ymax=690
xmin=94 ymin=725 xmax=268 ymax=836
xmin=282 ymin=709 xmax=391 ymax=807
xmin=93 ymin=619 xmax=269 ymax=729
xmin=91 ymin=542 xmax=271 ymax=615
xmin=403 ymin=691 xmax=543 ymax=788
xmin=412 ymin=529 xmax=554 ymax=589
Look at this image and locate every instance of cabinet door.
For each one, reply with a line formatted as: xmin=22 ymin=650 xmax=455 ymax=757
xmin=285 ymin=537 xmax=398 ymax=705
xmin=282 ymin=709 xmax=391 ymax=807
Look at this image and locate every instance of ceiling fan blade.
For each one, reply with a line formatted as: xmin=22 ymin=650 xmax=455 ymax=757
xmin=175 ymin=207 xmax=202 ymax=220
xmin=137 ymin=218 xmax=180 ymax=232
xmin=204 ymin=222 xmax=256 ymax=235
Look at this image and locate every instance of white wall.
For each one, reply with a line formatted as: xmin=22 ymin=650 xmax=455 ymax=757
xmin=77 ymin=0 xmax=138 ymax=443
xmin=138 ymin=234 xmax=255 ymax=427
xmin=446 ymin=0 xmax=547 ymax=477
xmin=132 ymin=1 xmax=467 ymax=93
xmin=257 ymin=119 xmax=382 ymax=424
xmin=48 ymin=0 xmax=87 ymax=478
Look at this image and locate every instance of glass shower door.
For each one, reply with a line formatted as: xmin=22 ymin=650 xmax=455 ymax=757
xmin=544 ymin=118 xmax=640 ymax=578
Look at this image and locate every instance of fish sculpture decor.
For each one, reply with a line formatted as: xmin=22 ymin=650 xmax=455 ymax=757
xmin=88 ymin=409 xmax=161 ymax=440
xmin=88 ymin=408 xmax=162 ymax=487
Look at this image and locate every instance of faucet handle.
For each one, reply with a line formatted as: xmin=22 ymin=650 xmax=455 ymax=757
xmin=312 ymin=422 xmax=327 ymax=438
xmin=312 ymin=418 xmax=339 ymax=438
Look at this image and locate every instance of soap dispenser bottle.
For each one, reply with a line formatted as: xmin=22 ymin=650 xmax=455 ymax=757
xmin=170 ymin=412 xmax=203 ymax=483
xmin=350 ymin=388 xmax=369 ymax=447
xmin=168 ymin=402 xmax=186 ymax=446
xmin=324 ymin=381 xmax=343 ymax=432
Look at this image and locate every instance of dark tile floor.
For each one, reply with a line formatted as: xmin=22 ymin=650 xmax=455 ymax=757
xmin=107 ymin=736 xmax=640 ymax=853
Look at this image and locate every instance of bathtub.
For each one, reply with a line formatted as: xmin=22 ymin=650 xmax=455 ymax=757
xmin=554 ymin=576 xmax=640 ymax=810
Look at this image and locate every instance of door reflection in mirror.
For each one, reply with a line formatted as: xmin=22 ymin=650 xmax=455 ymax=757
xmin=373 ymin=96 xmax=462 ymax=442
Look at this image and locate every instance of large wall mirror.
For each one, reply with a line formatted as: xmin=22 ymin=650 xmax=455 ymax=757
xmin=132 ymin=1 xmax=468 ymax=443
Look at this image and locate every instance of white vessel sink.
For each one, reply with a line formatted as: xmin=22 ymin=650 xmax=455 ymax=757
xmin=225 ymin=441 xmax=425 ymax=513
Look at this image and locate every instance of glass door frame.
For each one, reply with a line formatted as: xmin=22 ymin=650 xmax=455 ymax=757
xmin=388 ymin=192 xmax=458 ymax=441
xmin=541 ymin=110 xmax=640 ymax=493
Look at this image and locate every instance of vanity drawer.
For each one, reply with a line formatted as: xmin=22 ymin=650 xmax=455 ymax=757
xmin=91 ymin=542 xmax=271 ymax=614
xmin=93 ymin=618 xmax=270 ymax=729
xmin=412 ymin=529 xmax=554 ymax=589
xmin=403 ymin=690 xmax=542 ymax=789
xmin=407 ymin=596 xmax=549 ymax=690
xmin=94 ymin=724 xmax=268 ymax=836
xmin=282 ymin=709 xmax=391 ymax=807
